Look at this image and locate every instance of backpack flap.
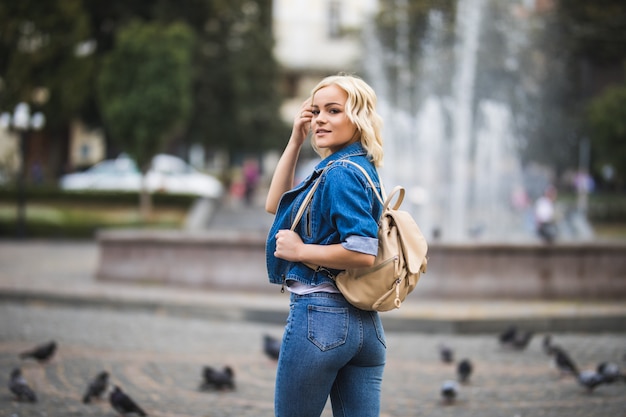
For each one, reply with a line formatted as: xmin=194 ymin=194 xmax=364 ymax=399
xmin=387 ymin=209 xmax=428 ymax=275
xmin=381 ymin=185 xmax=428 ymax=275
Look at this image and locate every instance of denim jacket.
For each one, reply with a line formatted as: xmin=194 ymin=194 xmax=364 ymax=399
xmin=266 ymin=142 xmax=383 ymax=289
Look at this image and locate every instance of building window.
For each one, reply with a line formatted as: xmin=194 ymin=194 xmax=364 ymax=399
xmin=328 ymin=0 xmax=341 ymax=39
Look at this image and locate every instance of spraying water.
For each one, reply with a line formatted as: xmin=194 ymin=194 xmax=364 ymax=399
xmin=364 ymin=0 xmax=533 ymax=242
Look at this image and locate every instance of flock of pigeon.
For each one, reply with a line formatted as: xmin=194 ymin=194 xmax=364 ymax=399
xmin=437 ymin=341 xmax=474 ymax=405
xmin=438 ymin=325 xmax=626 ymax=405
xmin=8 ymin=340 xmax=147 ymax=415
xmin=540 ymin=332 xmax=625 ymax=393
xmin=9 ymin=329 xmax=624 ymax=413
xmin=8 ymin=334 xmax=283 ymax=416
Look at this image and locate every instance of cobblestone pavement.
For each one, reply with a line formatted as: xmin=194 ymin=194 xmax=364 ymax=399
xmin=1 ymin=301 xmax=625 ymax=417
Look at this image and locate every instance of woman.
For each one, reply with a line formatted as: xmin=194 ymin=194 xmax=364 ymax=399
xmin=265 ymin=74 xmax=386 ymax=417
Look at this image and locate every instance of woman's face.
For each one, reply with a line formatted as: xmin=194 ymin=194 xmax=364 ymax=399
xmin=311 ymin=85 xmax=358 ymax=154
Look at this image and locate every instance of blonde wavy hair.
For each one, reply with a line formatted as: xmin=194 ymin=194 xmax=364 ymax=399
xmin=310 ymin=74 xmax=384 ymax=167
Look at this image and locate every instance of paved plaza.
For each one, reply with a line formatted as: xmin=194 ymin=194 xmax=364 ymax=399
xmin=1 ymin=301 xmax=625 ymax=417
xmin=0 ymin=206 xmax=625 ymax=417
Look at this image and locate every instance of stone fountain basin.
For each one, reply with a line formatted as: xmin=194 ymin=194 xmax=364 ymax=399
xmin=96 ymin=229 xmax=626 ymax=300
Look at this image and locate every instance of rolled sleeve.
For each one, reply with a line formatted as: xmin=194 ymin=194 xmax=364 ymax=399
xmin=342 ymin=235 xmax=379 ymax=256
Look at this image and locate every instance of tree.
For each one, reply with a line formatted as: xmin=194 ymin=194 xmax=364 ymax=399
xmin=230 ymin=0 xmax=286 ymax=153
xmin=513 ymin=8 xmax=585 ymax=173
xmin=96 ymin=20 xmax=195 ymax=218
xmin=0 ymin=0 xmax=94 ymax=128
xmin=557 ymin=0 xmax=626 ymax=66
xmin=1 ymin=0 xmax=286 ymax=176
xmin=182 ymin=0 xmax=287 ymax=161
xmin=587 ymin=80 xmax=626 ymax=189
xmin=0 ymin=0 xmax=96 ymax=182
xmin=556 ymin=0 xmax=626 ymax=189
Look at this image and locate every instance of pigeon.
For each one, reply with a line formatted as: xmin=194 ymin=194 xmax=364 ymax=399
xmin=499 ymin=327 xmax=533 ymax=350
xmin=263 ymin=334 xmax=281 ymax=361
xmin=8 ymin=368 xmax=37 ymax=403
xmin=109 ymin=385 xmax=147 ymax=416
xmin=457 ymin=358 xmax=473 ymax=383
xmin=550 ymin=346 xmax=579 ymax=377
xmin=440 ymin=380 xmax=458 ymax=404
xmin=438 ymin=343 xmax=454 ymax=364
xmin=498 ymin=325 xmax=518 ymax=346
xmin=511 ymin=330 xmax=534 ymax=350
xmin=542 ymin=334 xmax=555 ymax=356
xmin=82 ymin=371 xmax=109 ymax=403
xmin=577 ymin=370 xmax=605 ymax=393
xmin=19 ymin=340 xmax=57 ymax=363
xmin=200 ymin=366 xmax=235 ymax=391
xmin=597 ymin=361 xmax=623 ymax=384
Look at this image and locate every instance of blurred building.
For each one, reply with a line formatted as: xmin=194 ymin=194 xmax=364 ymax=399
xmin=64 ymin=1 xmax=379 ymax=171
xmin=68 ymin=120 xmax=106 ymax=170
xmin=272 ymin=0 xmax=379 ymax=122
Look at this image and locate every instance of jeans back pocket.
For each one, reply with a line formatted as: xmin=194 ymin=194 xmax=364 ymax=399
xmin=307 ymin=305 xmax=348 ymax=351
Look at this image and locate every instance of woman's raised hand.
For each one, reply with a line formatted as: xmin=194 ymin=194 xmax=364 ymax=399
xmin=292 ymin=99 xmax=313 ymax=145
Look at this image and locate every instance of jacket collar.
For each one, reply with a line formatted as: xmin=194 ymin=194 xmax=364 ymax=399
xmin=314 ymin=142 xmax=368 ymax=172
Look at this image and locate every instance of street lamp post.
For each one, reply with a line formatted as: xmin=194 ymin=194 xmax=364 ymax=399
xmin=0 ymin=102 xmax=46 ymax=237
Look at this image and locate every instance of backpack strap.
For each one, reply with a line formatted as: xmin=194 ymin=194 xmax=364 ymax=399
xmin=290 ymin=163 xmax=331 ymax=233
xmin=341 ymin=160 xmax=405 ymax=211
xmin=340 ymin=160 xmax=386 ymax=206
xmin=289 ymin=159 xmax=387 ymax=273
xmin=290 ymin=159 xmax=385 ymax=231
xmin=288 ymin=163 xmax=331 ymax=272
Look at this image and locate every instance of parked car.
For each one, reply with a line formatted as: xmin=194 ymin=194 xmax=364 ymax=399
xmin=60 ymin=154 xmax=223 ymax=199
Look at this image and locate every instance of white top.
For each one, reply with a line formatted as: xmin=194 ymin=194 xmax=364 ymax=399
xmin=286 ymin=280 xmax=341 ymax=295
xmin=534 ymin=196 xmax=554 ymax=223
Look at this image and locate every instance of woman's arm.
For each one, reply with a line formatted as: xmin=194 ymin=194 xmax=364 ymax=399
xmin=265 ymin=100 xmax=313 ymax=214
xmin=274 ymin=229 xmax=376 ymax=270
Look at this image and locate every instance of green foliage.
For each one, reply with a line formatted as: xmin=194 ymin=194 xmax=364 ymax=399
xmin=0 ymin=186 xmax=197 ymax=207
xmin=556 ymin=0 xmax=626 ymax=187
xmin=1 ymin=0 xmax=286 ymax=178
xmin=96 ymin=20 xmax=195 ymax=171
xmin=557 ymin=0 xmax=626 ymax=65
xmin=185 ymin=0 xmax=286 ymax=156
xmin=374 ymin=0 xmax=456 ymax=102
xmin=587 ymin=192 xmax=626 ymax=224
xmin=587 ymin=81 xmax=626 ymax=185
xmin=0 ymin=186 xmax=193 ymax=238
xmin=0 ymin=0 xmax=94 ymax=129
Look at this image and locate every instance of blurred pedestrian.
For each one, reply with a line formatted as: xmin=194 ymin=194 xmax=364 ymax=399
xmin=534 ymin=185 xmax=558 ymax=243
xmin=265 ymin=74 xmax=386 ymax=417
xmin=243 ymin=158 xmax=260 ymax=205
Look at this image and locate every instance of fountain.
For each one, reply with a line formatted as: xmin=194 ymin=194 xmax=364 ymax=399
xmin=95 ymin=0 xmax=626 ymax=300
xmin=364 ymin=0 xmax=537 ymax=242
xmin=354 ymin=0 xmax=625 ymax=299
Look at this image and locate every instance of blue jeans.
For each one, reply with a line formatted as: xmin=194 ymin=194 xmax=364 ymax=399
xmin=274 ymin=292 xmax=387 ymax=417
